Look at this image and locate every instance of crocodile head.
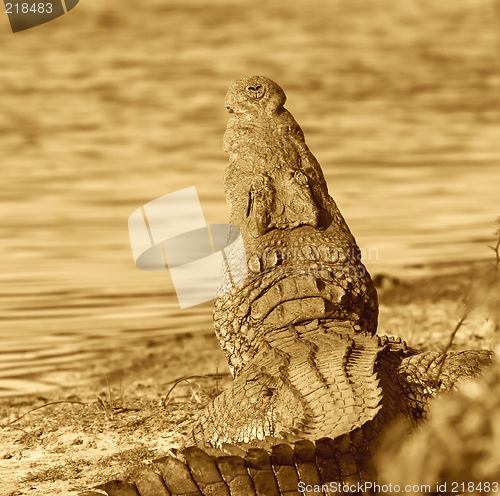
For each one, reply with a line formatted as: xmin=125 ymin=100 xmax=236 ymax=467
xmin=215 ymin=76 xmax=378 ymax=376
xmin=224 ymin=75 xmax=286 ymax=117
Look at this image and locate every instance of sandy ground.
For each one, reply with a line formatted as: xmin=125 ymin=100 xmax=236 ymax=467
xmin=0 ymin=331 xmax=231 ymax=495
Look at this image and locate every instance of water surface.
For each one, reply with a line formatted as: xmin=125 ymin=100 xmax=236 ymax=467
xmin=1 ymin=0 xmax=498 ymax=396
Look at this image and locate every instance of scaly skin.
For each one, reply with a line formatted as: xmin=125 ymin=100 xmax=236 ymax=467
xmin=82 ymin=77 xmax=493 ymax=496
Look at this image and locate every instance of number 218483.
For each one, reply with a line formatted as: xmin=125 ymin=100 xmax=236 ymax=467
xmin=5 ymin=3 xmax=54 ymax=14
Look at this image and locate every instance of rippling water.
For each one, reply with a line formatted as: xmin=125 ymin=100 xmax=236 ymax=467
xmin=0 ymin=0 xmax=499 ymax=396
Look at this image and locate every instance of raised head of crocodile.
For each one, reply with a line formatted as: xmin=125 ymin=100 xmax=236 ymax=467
xmin=82 ymin=77 xmax=493 ymax=496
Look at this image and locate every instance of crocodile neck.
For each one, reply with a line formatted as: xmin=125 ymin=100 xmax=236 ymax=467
xmin=214 ymin=75 xmax=378 ymax=377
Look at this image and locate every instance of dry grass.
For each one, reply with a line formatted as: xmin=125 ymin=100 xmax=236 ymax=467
xmin=0 ymin=332 xmax=231 ymax=495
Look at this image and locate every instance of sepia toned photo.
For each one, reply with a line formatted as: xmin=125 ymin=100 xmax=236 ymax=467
xmin=0 ymin=1 xmax=499 ymax=494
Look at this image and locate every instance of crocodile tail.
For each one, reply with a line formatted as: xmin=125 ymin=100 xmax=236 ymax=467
xmin=80 ymin=432 xmax=378 ymax=496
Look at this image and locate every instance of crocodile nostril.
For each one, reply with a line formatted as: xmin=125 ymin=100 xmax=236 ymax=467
xmin=246 ymin=85 xmax=265 ymax=99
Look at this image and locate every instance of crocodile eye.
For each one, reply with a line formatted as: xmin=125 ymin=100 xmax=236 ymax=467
xmin=294 ymin=171 xmax=308 ymax=185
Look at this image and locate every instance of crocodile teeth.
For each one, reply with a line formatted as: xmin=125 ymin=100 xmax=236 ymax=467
xmin=264 ymin=248 xmax=281 ymax=268
xmin=248 ymin=255 xmax=262 ymax=273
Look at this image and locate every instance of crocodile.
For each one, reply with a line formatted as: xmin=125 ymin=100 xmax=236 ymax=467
xmin=81 ymin=76 xmax=494 ymax=496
